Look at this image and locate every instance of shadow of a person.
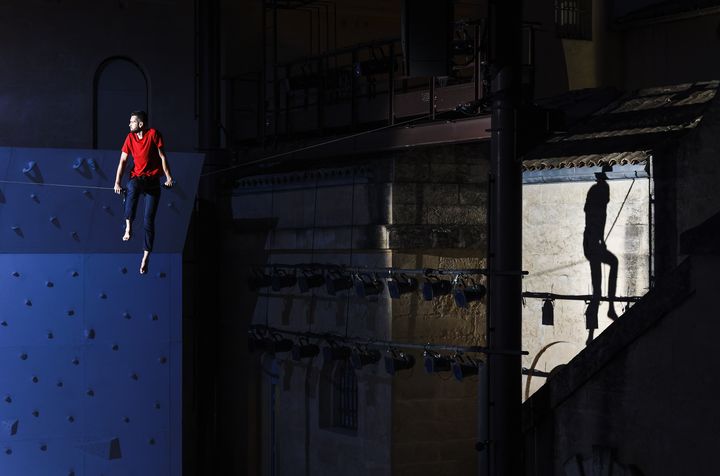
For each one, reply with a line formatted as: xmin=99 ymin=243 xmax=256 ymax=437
xmin=584 ymin=169 xmax=618 ymax=343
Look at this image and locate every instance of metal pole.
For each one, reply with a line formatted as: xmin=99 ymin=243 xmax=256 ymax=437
xmin=486 ymin=0 xmax=523 ymax=475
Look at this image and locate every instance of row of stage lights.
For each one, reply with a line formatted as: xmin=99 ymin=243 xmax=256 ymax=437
xmin=248 ymin=267 xmax=487 ymax=308
xmin=248 ymin=329 xmax=482 ymax=382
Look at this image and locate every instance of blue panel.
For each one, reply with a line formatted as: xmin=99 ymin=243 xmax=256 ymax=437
xmin=0 ymin=147 xmax=203 ymax=253
xmin=0 ymin=253 xmax=182 ymax=476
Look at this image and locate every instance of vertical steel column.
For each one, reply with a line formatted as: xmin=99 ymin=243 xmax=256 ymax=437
xmin=197 ymin=0 xmax=221 ymax=151
xmin=486 ymin=1 xmax=522 ymax=475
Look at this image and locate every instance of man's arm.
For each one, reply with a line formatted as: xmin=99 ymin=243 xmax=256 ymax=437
xmin=159 ymin=148 xmax=174 ymax=187
xmin=114 ymin=152 xmax=128 ymax=194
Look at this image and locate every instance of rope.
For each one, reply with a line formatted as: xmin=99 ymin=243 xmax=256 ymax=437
xmin=0 ymin=179 xmax=115 ymax=191
xmin=200 ymin=112 xmax=438 ymax=178
xmin=605 ymin=178 xmax=635 ymax=242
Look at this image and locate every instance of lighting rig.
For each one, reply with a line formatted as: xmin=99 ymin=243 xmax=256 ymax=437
xmin=246 ymin=264 xmax=505 ymax=308
xmin=248 ymin=324 xmax=530 ymax=380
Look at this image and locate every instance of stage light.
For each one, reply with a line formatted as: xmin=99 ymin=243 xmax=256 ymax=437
xmin=247 ymin=269 xmax=272 ymax=292
xmin=387 ymin=274 xmax=418 ymax=299
xmin=291 ymin=339 xmax=320 ymax=361
xmin=384 ymin=349 xmax=415 ymax=375
xmin=453 ymin=277 xmax=486 ymax=308
xmin=326 ymin=270 xmax=353 ymax=295
xmin=271 ymin=269 xmax=297 ymax=291
xmin=542 ymin=298 xmax=554 ymax=326
xmin=422 ymin=276 xmax=453 ymax=301
xmin=323 ymin=343 xmax=352 ymax=364
xmin=354 ymin=273 xmax=384 ymax=298
xmin=298 ymin=269 xmax=325 ymax=293
xmin=451 ymin=355 xmax=482 ymax=382
xmin=350 ymin=348 xmax=381 ymax=369
xmin=423 ymin=351 xmax=453 ymax=373
xmin=248 ymin=331 xmax=293 ymax=354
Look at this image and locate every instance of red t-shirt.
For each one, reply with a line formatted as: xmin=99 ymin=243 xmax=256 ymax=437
xmin=121 ymin=128 xmax=165 ymax=178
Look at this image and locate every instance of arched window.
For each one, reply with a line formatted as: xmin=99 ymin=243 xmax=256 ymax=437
xmin=94 ymin=57 xmax=148 ymax=149
xmin=319 ymin=360 xmax=358 ymax=433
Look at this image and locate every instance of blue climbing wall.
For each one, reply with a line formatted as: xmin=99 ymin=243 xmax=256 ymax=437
xmin=0 ymin=147 xmax=203 ymax=476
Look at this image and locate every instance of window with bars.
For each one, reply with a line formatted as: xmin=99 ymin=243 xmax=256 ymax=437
xmin=555 ymin=0 xmax=592 ymax=40
xmin=332 ymin=362 xmax=358 ymax=431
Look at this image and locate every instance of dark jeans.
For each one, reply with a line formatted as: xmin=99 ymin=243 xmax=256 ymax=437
xmin=124 ymin=176 xmax=161 ymax=252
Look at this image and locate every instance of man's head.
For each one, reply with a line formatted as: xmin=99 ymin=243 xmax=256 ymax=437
xmin=129 ymin=110 xmax=148 ymax=133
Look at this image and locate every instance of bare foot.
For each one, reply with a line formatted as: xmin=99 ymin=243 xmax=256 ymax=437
xmin=123 ymin=223 xmax=132 ymax=241
xmin=140 ymin=251 xmax=150 ymax=274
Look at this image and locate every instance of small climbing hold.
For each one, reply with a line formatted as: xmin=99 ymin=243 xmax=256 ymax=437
xmin=99 ymin=293 xmax=107 ymax=299
xmin=47 ymin=332 xmax=53 ymax=340
xmin=11 ymin=272 xmax=19 ymax=277
xmin=71 ymin=271 xmax=79 ymax=277
xmin=45 ymin=280 xmax=54 ymax=287
xmin=86 ymin=389 xmax=94 ymax=397
xmin=31 ymin=376 xmax=38 ymax=383
xmin=112 ymin=344 xmax=119 ymax=351
xmin=19 ymin=353 xmax=27 ymax=361
xmin=31 ymin=410 xmax=39 ymax=418
xmin=84 ymin=329 xmax=96 ymax=339
xmin=56 ymin=381 xmax=64 ymax=388
xmin=67 ymin=310 xmax=75 ymax=317
xmin=24 ymin=299 xmax=31 ymax=306
xmin=71 ymin=358 xmax=79 ymax=366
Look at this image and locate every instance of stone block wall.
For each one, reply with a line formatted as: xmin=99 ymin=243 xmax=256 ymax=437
xmin=522 ymin=177 xmax=651 ymax=398
xmin=232 ymin=141 xmax=490 ymax=476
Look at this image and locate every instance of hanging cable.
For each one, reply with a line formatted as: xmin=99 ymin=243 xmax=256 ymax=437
xmin=200 ymin=112 xmax=444 ymax=178
xmin=605 ymin=178 xmax=635 ymax=242
xmin=0 ymin=179 xmax=115 ymax=191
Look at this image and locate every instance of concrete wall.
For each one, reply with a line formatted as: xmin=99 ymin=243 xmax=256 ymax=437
xmin=523 ymin=254 xmax=718 ymax=475
xmin=389 ymin=144 xmax=487 ymax=476
xmin=522 ymin=177 xmax=651 ymax=398
xmin=233 ymin=142 xmax=489 ymax=476
xmin=623 ymin=13 xmax=720 ymax=90
xmin=0 ymin=1 xmax=197 ymax=151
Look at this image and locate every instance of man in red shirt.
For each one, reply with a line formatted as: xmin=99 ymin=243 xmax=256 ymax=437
xmin=114 ymin=110 xmax=174 ymax=274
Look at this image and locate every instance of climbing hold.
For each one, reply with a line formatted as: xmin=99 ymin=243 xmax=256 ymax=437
xmin=47 ymin=332 xmax=54 ymax=340
xmin=45 ymin=280 xmax=54 ymax=287
xmin=71 ymin=271 xmax=79 ymax=277
xmin=112 ymin=344 xmax=119 ymax=351
xmin=31 ymin=410 xmax=39 ymax=418
xmin=67 ymin=415 xmax=75 ymax=423
xmin=84 ymin=328 xmax=96 ymax=339
xmin=5 ymin=448 xmax=11 ymax=455
xmin=40 ymin=444 xmax=47 ymax=452
xmin=151 ymin=314 xmax=159 ymax=321
xmin=19 ymin=353 xmax=27 ymax=361
xmin=130 ymin=373 xmax=139 ymax=381
xmin=157 ymin=272 xmax=167 ymax=278
xmin=22 ymin=161 xmax=36 ymax=174
xmin=71 ymin=358 xmax=79 ymax=366
xmin=148 ymin=438 xmax=156 ymax=446
xmin=158 ymin=356 xmax=167 ymax=364
xmin=49 ymin=217 xmax=59 ymax=226
xmin=0 ymin=321 xmax=6 ymax=327
xmin=24 ymin=299 xmax=31 ymax=306
xmin=154 ymin=401 xmax=161 ymax=410
xmin=56 ymin=381 xmax=64 ymax=388
xmin=122 ymin=312 xmax=131 ymax=320
xmin=87 ymin=158 xmax=97 ymax=170
xmin=2 ymin=420 xmax=18 ymax=436
xmin=11 ymin=272 xmax=19 ymax=277
xmin=122 ymin=416 xmax=130 ymax=423
xmin=66 ymin=310 xmax=75 ymax=317
xmin=72 ymin=158 xmax=84 ymax=170
xmin=3 ymin=396 xmax=11 ymax=403
xmin=99 ymin=293 xmax=107 ymax=299
xmin=120 ymin=267 xmax=127 ymax=274
xmin=86 ymin=389 xmax=94 ymax=397
xmin=31 ymin=376 xmax=38 ymax=383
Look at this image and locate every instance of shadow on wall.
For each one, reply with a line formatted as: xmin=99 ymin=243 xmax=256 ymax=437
xmin=583 ymin=169 xmax=618 ymax=343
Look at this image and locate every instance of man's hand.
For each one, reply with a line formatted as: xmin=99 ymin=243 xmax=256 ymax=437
xmin=114 ymin=182 xmax=123 ymax=194
xmin=164 ymin=176 xmax=175 ymax=188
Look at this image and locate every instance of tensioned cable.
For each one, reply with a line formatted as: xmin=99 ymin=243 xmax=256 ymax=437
xmin=200 ymin=112 xmax=441 ymax=178
xmin=0 ymin=179 xmax=115 ymax=191
xmin=605 ymin=178 xmax=636 ymax=242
